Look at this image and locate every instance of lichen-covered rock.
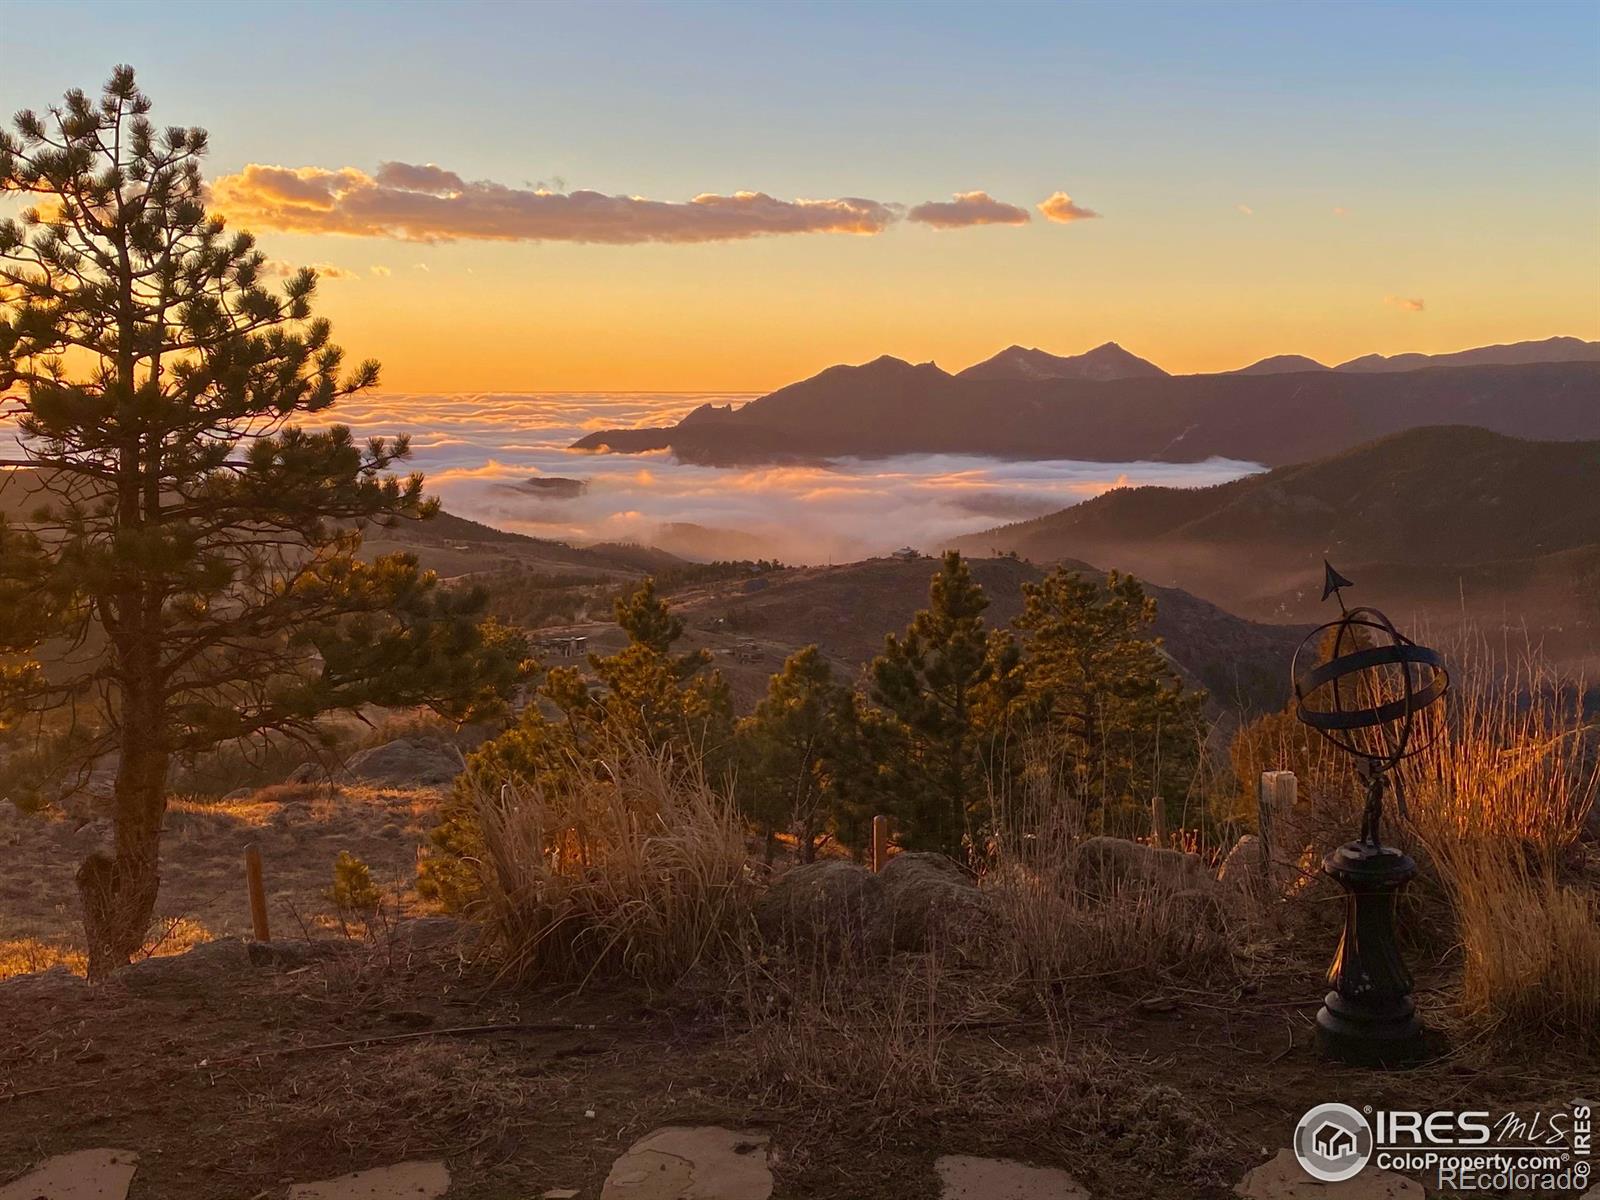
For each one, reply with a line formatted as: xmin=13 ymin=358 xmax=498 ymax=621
xmin=755 ymin=860 xmax=891 ymax=959
xmin=341 ymin=738 xmax=461 ymax=789
xmin=878 ymin=851 xmax=993 ymax=954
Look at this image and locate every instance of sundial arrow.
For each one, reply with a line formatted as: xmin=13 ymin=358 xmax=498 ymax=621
xmin=1322 ymin=560 xmax=1354 ymax=609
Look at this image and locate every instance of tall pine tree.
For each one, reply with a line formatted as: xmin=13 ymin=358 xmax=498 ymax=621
xmin=869 ymin=551 xmax=1020 ymax=858
xmin=0 ymin=68 xmax=525 ymax=975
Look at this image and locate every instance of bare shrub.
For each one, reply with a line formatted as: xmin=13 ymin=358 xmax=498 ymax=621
xmin=470 ymin=741 xmax=755 ymax=987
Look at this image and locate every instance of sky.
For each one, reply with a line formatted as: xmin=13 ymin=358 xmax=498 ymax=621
xmin=3 ymin=0 xmax=1598 ymax=391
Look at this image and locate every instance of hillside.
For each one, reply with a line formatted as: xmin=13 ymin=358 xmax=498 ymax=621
xmin=572 ymin=356 xmax=1600 ymax=467
xmin=950 ymin=427 xmax=1600 ymax=673
xmin=1 ymin=467 xmax=678 ymax=582
xmin=1333 ymin=335 xmax=1600 ymax=373
xmin=541 ymin=554 xmax=1306 ymax=719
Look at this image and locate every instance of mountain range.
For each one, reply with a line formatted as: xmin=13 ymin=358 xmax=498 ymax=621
xmin=574 ymin=338 xmax=1600 ymax=467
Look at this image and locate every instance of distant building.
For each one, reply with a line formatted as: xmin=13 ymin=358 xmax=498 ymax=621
xmin=891 ymin=546 xmax=920 ymax=561
xmin=537 ymin=634 xmax=588 ymax=658
xmin=735 ymin=642 xmax=763 ymax=663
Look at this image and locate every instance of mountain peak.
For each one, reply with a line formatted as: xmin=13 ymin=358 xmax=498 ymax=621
xmin=957 ymin=341 xmax=1168 ymax=382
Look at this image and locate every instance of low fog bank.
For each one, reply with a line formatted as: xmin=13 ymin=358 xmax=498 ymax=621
xmin=327 ymin=393 xmax=1263 ymax=564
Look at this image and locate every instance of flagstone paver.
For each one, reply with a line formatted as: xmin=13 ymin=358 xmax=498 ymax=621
xmin=0 ymin=1149 xmax=139 ymax=1200
xmin=1235 ymin=1149 xmax=1423 ymax=1198
xmin=601 ymin=1126 xmax=772 ymax=1200
xmin=935 ymin=1154 xmax=1090 ymax=1199
xmin=287 ymin=1160 xmax=451 ymax=1199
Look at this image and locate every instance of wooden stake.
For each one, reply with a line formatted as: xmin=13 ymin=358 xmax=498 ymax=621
xmin=244 ymin=845 xmax=270 ymax=942
xmin=1150 ymin=795 xmax=1169 ymax=847
xmin=871 ymin=814 xmax=889 ymax=872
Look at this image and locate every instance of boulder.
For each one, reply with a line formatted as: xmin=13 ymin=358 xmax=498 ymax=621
xmin=602 ymin=1126 xmax=771 ymax=1200
xmin=1073 ymin=835 xmax=1208 ymax=901
xmin=755 ymin=860 xmax=891 ymax=959
xmin=285 ymin=761 xmax=323 ymax=785
xmin=341 ymin=738 xmax=462 ymax=789
xmin=878 ymin=852 xmax=993 ymax=954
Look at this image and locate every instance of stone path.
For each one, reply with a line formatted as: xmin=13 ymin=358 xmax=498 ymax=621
xmin=0 ymin=1149 xmax=139 ymax=1200
xmin=601 ymin=1127 xmax=773 ymax=1199
xmin=7 ymin=1132 xmax=1491 ymax=1199
xmin=287 ymin=1161 xmax=452 ymax=1199
xmin=935 ymin=1154 xmax=1090 ymax=1199
xmin=1234 ymin=1149 xmax=1422 ymax=1198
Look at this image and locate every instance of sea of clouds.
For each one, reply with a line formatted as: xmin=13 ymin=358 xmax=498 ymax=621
xmin=327 ymin=393 xmax=1262 ymax=564
xmin=2 ymin=392 xmax=1261 ymax=564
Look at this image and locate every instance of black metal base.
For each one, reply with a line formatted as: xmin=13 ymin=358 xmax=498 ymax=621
xmin=1317 ymin=840 xmax=1425 ymax=1068
xmin=1316 ymin=989 xmax=1425 ymax=1067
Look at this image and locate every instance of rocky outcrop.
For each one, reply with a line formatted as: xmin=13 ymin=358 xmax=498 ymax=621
xmin=341 ymin=738 xmax=462 ymax=789
xmin=1073 ymin=835 xmax=1209 ymax=900
xmin=754 ymin=860 xmax=891 ymax=959
xmin=878 ymin=852 xmax=993 ymax=954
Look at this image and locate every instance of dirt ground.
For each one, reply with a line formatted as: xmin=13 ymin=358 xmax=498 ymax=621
xmin=1 ymin=920 xmax=1593 ymax=1199
xmin=0 ymin=784 xmax=440 ymax=979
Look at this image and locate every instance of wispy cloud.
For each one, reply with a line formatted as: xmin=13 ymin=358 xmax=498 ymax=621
xmin=1235 ymin=203 xmax=1255 ymax=217
xmin=1332 ymin=206 xmax=1349 ymax=217
xmin=261 ymin=258 xmax=359 ymax=280
xmin=1036 ymin=191 xmax=1101 ymax=223
xmin=907 ymin=191 xmax=1031 ymax=229
xmin=1384 ymin=295 xmax=1425 ymax=312
xmin=369 ymin=265 xmax=392 ymax=277
xmin=211 ymin=161 xmax=901 ymax=245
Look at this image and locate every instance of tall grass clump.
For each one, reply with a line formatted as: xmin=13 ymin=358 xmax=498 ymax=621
xmin=1407 ymin=636 xmax=1599 ymax=1041
xmin=982 ymin=736 xmax=1239 ymax=997
xmin=470 ymin=741 xmax=754 ymax=988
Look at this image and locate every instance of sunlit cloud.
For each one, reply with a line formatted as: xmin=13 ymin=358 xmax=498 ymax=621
xmin=1333 ymin=206 xmax=1349 ymax=217
xmin=1235 ymin=203 xmax=1255 ymax=216
xmin=211 ymin=161 xmax=900 ymax=244
xmin=1384 ymin=295 xmax=1426 ymax=312
xmin=260 ymin=258 xmax=359 ymax=280
xmin=369 ymin=265 xmax=392 ymax=277
xmin=907 ymin=191 xmax=1031 ymax=229
xmin=1036 ymin=191 xmax=1101 ymax=223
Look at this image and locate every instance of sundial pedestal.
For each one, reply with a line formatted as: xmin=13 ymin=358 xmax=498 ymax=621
xmin=1316 ymin=840 xmax=1425 ymax=1068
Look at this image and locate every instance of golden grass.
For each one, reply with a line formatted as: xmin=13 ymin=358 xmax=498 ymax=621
xmin=1408 ymin=638 xmax=1599 ymax=1042
xmin=470 ymin=744 xmax=754 ymax=987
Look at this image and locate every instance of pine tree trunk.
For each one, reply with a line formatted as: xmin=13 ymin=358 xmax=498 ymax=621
xmin=77 ymin=694 xmax=169 ymax=979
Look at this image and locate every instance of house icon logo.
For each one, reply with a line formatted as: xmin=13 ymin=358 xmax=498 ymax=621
xmin=1294 ymin=1103 xmax=1373 ymax=1182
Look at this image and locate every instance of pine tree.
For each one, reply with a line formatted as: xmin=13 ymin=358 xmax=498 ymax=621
xmin=736 ymin=645 xmax=855 ymax=862
xmin=0 ymin=68 xmax=526 ymax=975
xmin=1012 ymin=568 xmax=1205 ymax=833
xmin=869 ymin=551 xmax=1020 ymax=858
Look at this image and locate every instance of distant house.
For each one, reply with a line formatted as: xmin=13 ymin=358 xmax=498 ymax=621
xmin=537 ymin=634 xmax=588 ymax=658
xmin=735 ymin=642 xmax=763 ymax=664
xmin=890 ymin=546 xmax=920 ymax=561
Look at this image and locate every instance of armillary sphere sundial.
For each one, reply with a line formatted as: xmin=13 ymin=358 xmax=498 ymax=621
xmin=1292 ymin=561 xmax=1449 ymax=1067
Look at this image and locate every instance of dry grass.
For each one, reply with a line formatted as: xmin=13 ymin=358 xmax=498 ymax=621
xmin=1407 ymin=640 xmax=1599 ymax=1042
xmin=981 ymin=738 xmax=1242 ymax=998
xmin=471 ymin=744 xmax=755 ymax=987
xmin=0 ymin=784 xmax=442 ymax=980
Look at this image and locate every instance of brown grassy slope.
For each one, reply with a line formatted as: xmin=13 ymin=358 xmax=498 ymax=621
xmin=659 ymin=555 xmax=1307 ymax=717
xmin=950 ymin=428 xmax=1600 ymax=677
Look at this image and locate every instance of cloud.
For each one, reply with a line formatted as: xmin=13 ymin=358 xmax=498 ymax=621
xmin=1333 ymin=206 xmax=1349 ymax=217
xmin=1036 ymin=191 xmax=1101 ymax=223
xmin=906 ymin=191 xmax=1031 ymax=229
xmin=369 ymin=265 xmax=392 ymax=277
xmin=211 ymin=161 xmax=901 ymax=245
xmin=260 ymin=258 xmax=358 ymax=280
xmin=1235 ymin=203 xmax=1255 ymax=217
xmin=1385 ymin=295 xmax=1425 ymax=312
